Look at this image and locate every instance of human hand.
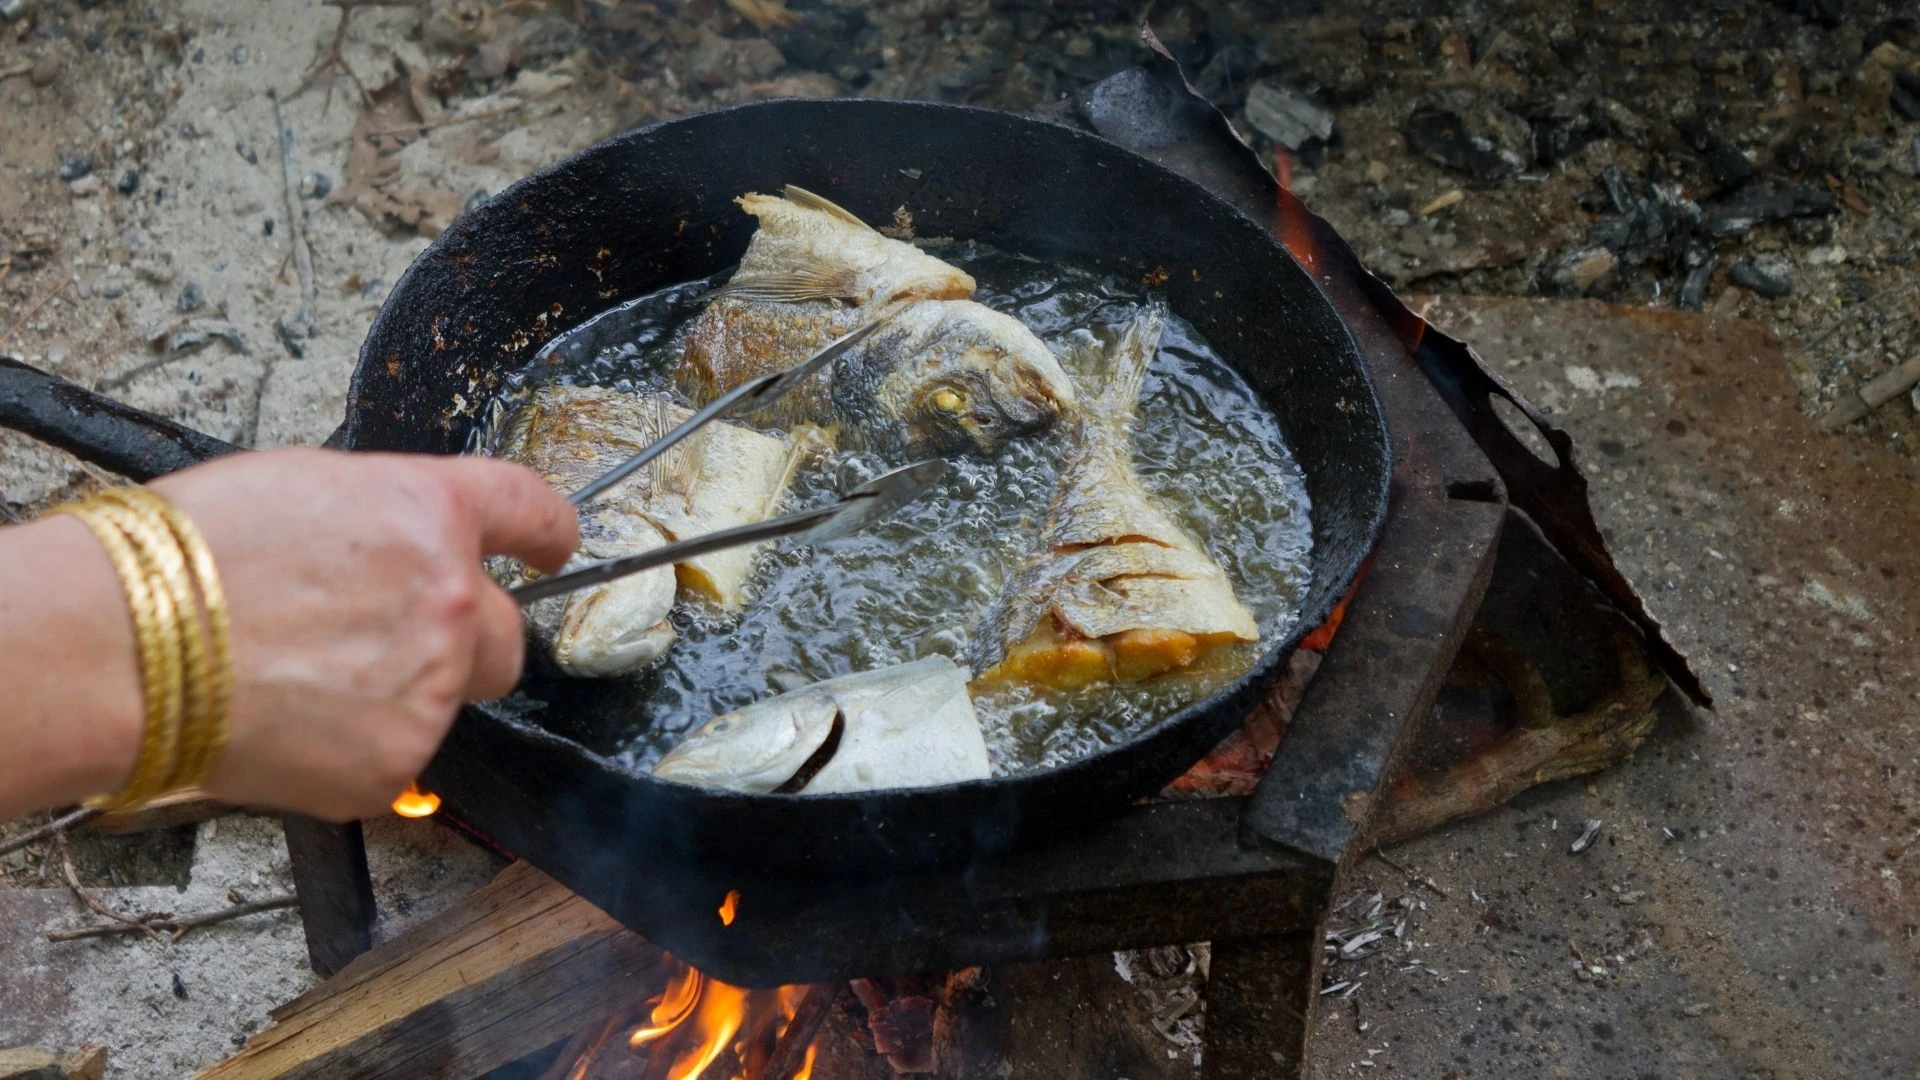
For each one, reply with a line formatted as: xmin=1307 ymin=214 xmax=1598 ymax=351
xmin=141 ymin=447 xmax=577 ymax=821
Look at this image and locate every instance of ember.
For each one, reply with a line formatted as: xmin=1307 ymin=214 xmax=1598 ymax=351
xmin=718 ymin=890 xmax=740 ymax=927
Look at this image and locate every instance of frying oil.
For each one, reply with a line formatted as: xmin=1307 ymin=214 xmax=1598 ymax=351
xmin=478 ymin=243 xmax=1313 ymax=778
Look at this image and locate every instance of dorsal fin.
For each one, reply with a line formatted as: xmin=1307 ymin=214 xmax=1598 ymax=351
xmin=784 ymin=185 xmax=876 ymax=232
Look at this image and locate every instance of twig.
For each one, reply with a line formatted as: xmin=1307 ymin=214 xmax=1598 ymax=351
xmin=535 ymin=1010 xmax=629 ymax=1080
xmin=1819 ymin=355 xmax=1920 ymax=430
xmin=0 ymin=806 xmax=100 ymax=858
xmin=54 ymin=833 xmax=167 ymax=944
xmin=47 ymin=895 xmax=298 ymax=943
xmin=750 ymin=984 xmax=838 ymax=1080
xmin=291 ymin=0 xmax=430 ymax=106
xmin=0 ymin=275 xmax=74 ymax=348
xmin=0 ymin=61 xmax=34 ymax=81
xmin=1369 ymin=849 xmax=1451 ymax=900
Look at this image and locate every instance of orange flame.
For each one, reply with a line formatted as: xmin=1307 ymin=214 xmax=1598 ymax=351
xmin=390 ymin=782 xmax=440 ymax=818
xmin=794 ymin=1044 xmax=818 ymax=1080
xmin=630 ymin=967 xmax=704 ymax=1046
xmin=718 ymin=890 xmax=740 ymax=926
xmin=666 ymin=979 xmax=750 ymax=1080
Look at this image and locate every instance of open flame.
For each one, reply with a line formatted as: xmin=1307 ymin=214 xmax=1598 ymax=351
xmin=390 ymin=782 xmax=440 ymax=818
xmin=557 ymin=960 xmax=819 ymax=1080
xmin=718 ymin=890 xmax=740 ymax=926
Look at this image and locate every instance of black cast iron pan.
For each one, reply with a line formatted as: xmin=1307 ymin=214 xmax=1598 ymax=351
xmin=0 ymin=99 xmax=1390 ymax=881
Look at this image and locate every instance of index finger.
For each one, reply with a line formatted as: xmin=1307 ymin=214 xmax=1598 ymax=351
xmin=431 ymin=456 xmax=580 ymax=573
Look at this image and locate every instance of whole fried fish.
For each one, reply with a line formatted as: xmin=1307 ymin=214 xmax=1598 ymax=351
xmin=679 ymin=187 xmax=1076 ymax=456
xmin=652 ymin=657 xmax=992 ymax=794
xmin=972 ymin=300 xmax=1259 ymax=690
xmin=489 ymin=383 xmax=813 ymax=677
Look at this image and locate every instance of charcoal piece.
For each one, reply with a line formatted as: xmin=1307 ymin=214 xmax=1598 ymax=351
xmin=1403 ymin=106 xmax=1521 ymax=182
xmin=177 ymin=280 xmax=204 ymax=313
xmin=56 ymin=153 xmax=92 ymax=181
xmin=1782 ymin=0 xmax=1843 ymax=26
xmin=1893 ymin=70 xmax=1920 ymax=120
xmin=1730 ymin=255 xmax=1793 ymax=297
xmin=1704 ymin=181 xmax=1838 ymax=237
xmin=1677 ymin=256 xmax=1715 ymax=311
xmin=1587 ymin=97 xmax=1649 ymax=144
xmin=1674 ymin=115 xmax=1754 ymax=188
xmin=1586 ymin=173 xmax=1702 ymax=269
xmin=1523 ymin=103 xmax=1598 ymax=167
xmin=1244 ymin=80 xmax=1335 ymax=151
xmin=1599 ymin=164 xmax=1637 ymax=214
xmin=115 ymin=168 xmax=139 ymax=194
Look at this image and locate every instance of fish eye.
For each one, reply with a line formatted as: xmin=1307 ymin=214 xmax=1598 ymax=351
xmin=932 ymin=387 xmax=967 ymax=414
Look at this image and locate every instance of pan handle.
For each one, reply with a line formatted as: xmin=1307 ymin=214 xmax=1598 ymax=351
xmin=0 ymin=357 xmax=241 ymax=482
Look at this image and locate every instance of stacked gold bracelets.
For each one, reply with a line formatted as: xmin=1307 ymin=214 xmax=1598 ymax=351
xmin=54 ymin=486 xmax=232 ymax=811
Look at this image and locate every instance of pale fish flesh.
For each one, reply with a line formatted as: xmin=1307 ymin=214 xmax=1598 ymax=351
xmin=652 ymin=656 xmax=992 ymax=794
xmin=678 ymin=186 xmax=1076 ymax=456
xmin=489 ymin=383 xmax=809 ymax=677
xmin=972 ymin=300 xmax=1259 ymax=689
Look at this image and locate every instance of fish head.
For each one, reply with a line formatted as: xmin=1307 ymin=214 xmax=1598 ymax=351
xmin=877 ymin=303 xmax=1078 ymax=455
xmin=652 ymin=688 xmax=841 ymax=793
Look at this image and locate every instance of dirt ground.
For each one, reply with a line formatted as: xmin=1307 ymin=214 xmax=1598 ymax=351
xmin=2 ymin=0 xmax=1917 ymax=1076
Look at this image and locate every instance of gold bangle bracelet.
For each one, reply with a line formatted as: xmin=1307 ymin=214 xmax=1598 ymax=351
xmin=97 ymin=489 xmax=227 ymax=792
xmin=141 ymin=490 xmax=231 ymax=789
xmin=56 ymin=485 xmax=233 ymax=809
xmin=62 ymin=501 xmax=185 ymax=810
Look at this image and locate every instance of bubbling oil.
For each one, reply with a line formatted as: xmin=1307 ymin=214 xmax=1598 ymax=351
xmin=482 ymin=243 xmax=1313 ymax=777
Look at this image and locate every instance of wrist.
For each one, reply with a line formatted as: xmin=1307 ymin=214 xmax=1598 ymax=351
xmin=0 ymin=515 xmax=144 ymax=809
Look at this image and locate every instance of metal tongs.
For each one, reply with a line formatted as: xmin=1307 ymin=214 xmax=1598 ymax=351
xmin=510 ymin=318 xmax=946 ymax=606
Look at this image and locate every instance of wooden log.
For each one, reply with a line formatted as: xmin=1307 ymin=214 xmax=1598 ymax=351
xmin=199 ymin=862 xmax=671 ymax=1080
xmin=0 ymin=1045 xmax=106 ymax=1080
xmin=1369 ymin=624 xmax=1665 ymax=848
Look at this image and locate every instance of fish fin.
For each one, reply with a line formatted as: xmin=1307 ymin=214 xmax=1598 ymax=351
xmin=768 ymin=424 xmax=833 ymax=511
xmin=783 ymin=185 xmax=878 ymax=232
xmin=641 ymin=396 xmax=703 ymax=512
xmin=711 ymin=263 xmax=865 ymax=305
xmin=1098 ymin=298 xmax=1167 ymax=414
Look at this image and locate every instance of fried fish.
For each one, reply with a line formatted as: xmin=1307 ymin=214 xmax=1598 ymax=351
xmin=652 ymin=656 xmax=992 ymax=794
xmin=972 ymin=300 xmax=1259 ymax=690
xmin=489 ymin=383 xmax=814 ymax=677
xmin=679 ymin=187 xmax=1076 ymax=456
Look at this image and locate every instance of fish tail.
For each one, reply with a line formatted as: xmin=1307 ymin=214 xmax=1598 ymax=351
xmin=1068 ymin=298 xmax=1166 ymax=437
xmin=1101 ymin=298 xmax=1166 ymax=414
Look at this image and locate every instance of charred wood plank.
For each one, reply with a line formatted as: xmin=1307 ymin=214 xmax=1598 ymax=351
xmin=200 ymin=863 xmax=671 ymax=1080
xmin=1245 ymin=481 xmax=1506 ymax=865
xmin=281 ymin=816 xmax=376 ymax=978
